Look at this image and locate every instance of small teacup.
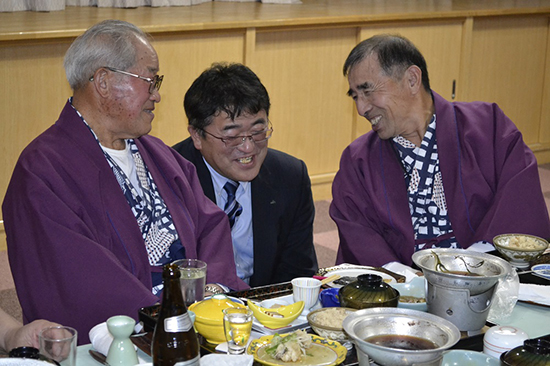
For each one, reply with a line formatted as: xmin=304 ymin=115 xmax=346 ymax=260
xmin=319 ymin=287 xmax=340 ymax=307
xmin=292 ymin=277 xmax=322 ymax=314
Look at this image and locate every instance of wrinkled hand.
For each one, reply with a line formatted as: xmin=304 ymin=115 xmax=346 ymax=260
xmin=204 ymin=283 xmax=224 ymax=297
xmin=5 ymin=319 xmax=62 ymax=352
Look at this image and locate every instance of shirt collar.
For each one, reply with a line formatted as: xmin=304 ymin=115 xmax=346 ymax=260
xmin=202 ymin=157 xmax=251 ymax=198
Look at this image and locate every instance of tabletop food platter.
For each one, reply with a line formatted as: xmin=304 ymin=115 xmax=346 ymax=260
xmin=132 ymin=261 xmax=549 ymax=366
xmin=248 ymin=334 xmax=347 ymax=366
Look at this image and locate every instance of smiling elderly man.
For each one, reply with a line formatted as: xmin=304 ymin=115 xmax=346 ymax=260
xmin=330 ymin=34 xmax=550 ymax=267
xmin=173 ymin=63 xmax=318 ymax=287
xmin=2 ymin=20 xmax=246 ymax=344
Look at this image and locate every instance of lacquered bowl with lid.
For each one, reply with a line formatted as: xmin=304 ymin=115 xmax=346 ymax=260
xmin=501 ymin=338 xmax=550 ymax=366
xmin=339 ymin=274 xmax=399 ymax=309
xmin=188 ymin=294 xmax=245 ymax=344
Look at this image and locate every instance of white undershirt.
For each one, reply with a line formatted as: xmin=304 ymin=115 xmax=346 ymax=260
xmin=101 ymin=140 xmax=142 ymax=196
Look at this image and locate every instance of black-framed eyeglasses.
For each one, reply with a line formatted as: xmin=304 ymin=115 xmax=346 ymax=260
xmin=201 ymin=122 xmax=273 ymax=148
xmin=89 ymin=67 xmax=163 ymax=94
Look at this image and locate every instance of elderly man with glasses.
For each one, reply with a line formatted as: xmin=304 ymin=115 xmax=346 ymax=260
xmin=2 ymin=20 xmax=247 ymax=345
xmin=173 ymin=63 xmax=318 ymax=288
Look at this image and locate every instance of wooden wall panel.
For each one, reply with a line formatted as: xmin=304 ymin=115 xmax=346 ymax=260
xmin=0 ymin=41 xmax=73 ymax=201
xmin=150 ymin=32 xmax=245 ymax=146
xmin=464 ymin=16 xmax=548 ymax=145
xmin=251 ymin=27 xmax=357 ymax=200
xmin=540 ymin=21 xmax=550 ymax=149
xmin=1 ymin=12 xmax=549 ymax=248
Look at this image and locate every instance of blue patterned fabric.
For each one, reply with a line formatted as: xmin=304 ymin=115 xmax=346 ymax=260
xmin=104 ymin=139 xmax=180 ymax=266
xmin=393 ymin=115 xmax=460 ymax=251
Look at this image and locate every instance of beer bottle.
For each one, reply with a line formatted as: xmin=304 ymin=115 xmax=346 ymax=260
xmin=152 ymin=263 xmax=200 ymax=366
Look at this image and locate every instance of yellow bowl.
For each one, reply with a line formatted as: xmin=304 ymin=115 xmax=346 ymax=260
xmin=248 ymin=300 xmax=304 ymax=328
xmin=188 ymin=294 xmax=245 ymax=344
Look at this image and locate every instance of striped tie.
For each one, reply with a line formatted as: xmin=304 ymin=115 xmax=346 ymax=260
xmin=223 ymin=181 xmax=242 ymax=228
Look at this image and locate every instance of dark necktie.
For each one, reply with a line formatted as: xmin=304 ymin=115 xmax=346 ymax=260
xmin=223 ymin=181 xmax=243 ymax=228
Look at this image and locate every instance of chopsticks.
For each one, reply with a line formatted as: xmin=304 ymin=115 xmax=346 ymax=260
xmin=320 ymin=274 xmax=341 ymax=286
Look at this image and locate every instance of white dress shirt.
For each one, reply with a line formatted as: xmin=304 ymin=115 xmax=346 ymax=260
xmin=204 ymin=158 xmax=254 ymax=284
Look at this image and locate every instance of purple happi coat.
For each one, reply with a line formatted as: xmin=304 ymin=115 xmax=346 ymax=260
xmin=3 ymin=101 xmax=248 ymax=344
xmin=330 ymin=92 xmax=550 ymax=267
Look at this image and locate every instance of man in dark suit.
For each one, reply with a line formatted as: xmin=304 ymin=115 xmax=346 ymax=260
xmin=173 ymin=63 xmax=318 ymax=287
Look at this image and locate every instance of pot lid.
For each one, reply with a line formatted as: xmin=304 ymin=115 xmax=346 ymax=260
xmin=188 ymin=294 xmax=244 ymax=323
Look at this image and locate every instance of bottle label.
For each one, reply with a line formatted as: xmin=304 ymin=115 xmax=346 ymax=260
xmin=164 ymin=313 xmax=193 ymax=333
xmin=174 ymin=355 xmax=200 ymax=366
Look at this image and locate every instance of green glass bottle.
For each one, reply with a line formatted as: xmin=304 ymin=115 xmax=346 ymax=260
xmin=152 ymin=263 xmax=200 ymax=366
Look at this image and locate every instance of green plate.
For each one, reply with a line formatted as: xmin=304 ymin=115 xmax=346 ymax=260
xmin=247 ymin=334 xmax=347 ymax=366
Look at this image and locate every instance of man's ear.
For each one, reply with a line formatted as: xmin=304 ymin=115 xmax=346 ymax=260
xmin=405 ymin=65 xmax=423 ymax=94
xmin=90 ymin=68 xmax=110 ymax=98
xmin=188 ymin=126 xmax=203 ymax=150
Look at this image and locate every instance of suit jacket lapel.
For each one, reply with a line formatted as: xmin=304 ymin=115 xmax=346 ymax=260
xmin=190 ymin=148 xmax=217 ymax=202
xmin=250 ymin=161 xmax=279 ymax=286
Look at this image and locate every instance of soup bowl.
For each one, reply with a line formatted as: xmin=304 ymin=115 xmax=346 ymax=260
xmin=343 ymin=307 xmax=460 ymax=366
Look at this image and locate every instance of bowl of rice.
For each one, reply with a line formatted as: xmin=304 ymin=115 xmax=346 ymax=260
xmin=306 ymin=307 xmax=357 ymax=342
xmin=493 ymin=233 xmax=549 ymax=269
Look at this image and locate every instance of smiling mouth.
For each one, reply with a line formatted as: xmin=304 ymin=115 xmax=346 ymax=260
xmin=368 ymin=115 xmax=382 ymax=126
xmin=238 ymin=156 xmax=253 ymax=164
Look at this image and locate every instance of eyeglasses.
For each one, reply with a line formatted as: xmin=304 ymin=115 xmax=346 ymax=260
xmin=90 ymin=67 xmax=163 ymax=94
xmin=201 ymin=122 xmax=273 ymax=148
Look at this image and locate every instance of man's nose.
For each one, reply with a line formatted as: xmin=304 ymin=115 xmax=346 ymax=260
xmin=356 ymin=97 xmax=371 ymax=117
xmin=151 ymin=88 xmax=161 ymax=103
xmin=237 ymin=136 xmax=255 ymax=151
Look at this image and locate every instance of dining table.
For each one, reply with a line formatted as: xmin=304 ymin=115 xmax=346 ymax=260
xmin=73 ymin=263 xmax=549 ymax=366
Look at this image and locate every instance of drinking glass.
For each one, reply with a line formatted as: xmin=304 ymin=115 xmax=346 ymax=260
xmin=292 ymin=277 xmax=322 ymax=314
xmin=223 ymin=308 xmax=253 ymax=355
xmin=173 ymin=259 xmax=207 ymax=307
xmin=39 ymin=326 xmax=77 ymax=366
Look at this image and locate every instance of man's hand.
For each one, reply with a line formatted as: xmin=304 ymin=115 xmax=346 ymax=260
xmin=4 ymin=319 xmax=62 ymax=352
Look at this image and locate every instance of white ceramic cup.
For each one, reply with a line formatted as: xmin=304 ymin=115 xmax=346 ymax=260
xmin=39 ymin=326 xmax=78 ymax=366
xmin=483 ymin=325 xmax=528 ymax=359
xmin=291 ymin=277 xmax=322 ymax=314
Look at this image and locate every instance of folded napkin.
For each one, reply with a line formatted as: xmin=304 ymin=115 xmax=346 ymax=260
xmin=518 ymin=283 xmax=550 ymax=306
xmin=89 ymin=322 xmax=148 ymax=364
xmin=200 ymin=354 xmax=254 ymax=366
xmin=382 ymin=261 xmax=421 ymax=282
xmin=466 ymin=241 xmax=496 ymax=253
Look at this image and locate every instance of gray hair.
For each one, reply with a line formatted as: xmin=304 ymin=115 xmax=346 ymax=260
xmin=343 ymin=34 xmax=431 ymax=92
xmin=63 ymin=19 xmax=151 ymax=90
